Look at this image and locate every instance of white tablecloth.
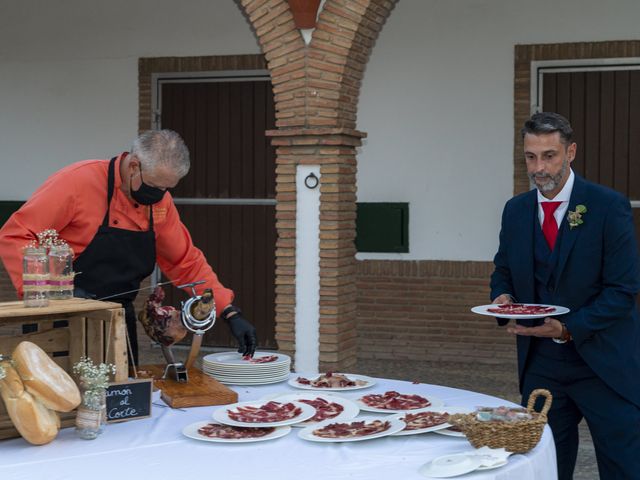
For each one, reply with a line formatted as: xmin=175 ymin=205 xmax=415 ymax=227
xmin=0 ymin=375 xmax=557 ymax=480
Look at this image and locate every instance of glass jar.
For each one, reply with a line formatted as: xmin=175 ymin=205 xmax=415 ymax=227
xmin=75 ymin=381 xmax=107 ymax=440
xmin=22 ymin=246 xmax=49 ymax=307
xmin=48 ymin=244 xmax=74 ymax=300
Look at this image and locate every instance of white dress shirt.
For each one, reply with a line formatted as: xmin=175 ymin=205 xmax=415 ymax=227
xmin=536 ymin=169 xmax=575 ymax=228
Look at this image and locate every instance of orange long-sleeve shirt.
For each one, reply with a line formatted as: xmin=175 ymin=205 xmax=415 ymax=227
xmin=0 ymin=153 xmax=234 ymax=313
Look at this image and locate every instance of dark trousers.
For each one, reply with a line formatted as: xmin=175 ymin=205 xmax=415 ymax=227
xmin=522 ymin=350 xmax=640 ymax=480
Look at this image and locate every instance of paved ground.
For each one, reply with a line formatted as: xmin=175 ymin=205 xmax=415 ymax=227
xmin=354 ymin=358 xmax=599 ymax=480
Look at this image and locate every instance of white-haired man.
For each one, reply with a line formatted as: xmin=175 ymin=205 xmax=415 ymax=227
xmin=0 ymin=130 xmax=257 ymax=364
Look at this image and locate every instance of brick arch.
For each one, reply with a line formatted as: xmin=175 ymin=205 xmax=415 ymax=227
xmin=307 ymin=0 xmax=396 ymax=129
xmin=240 ymin=0 xmax=396 ymax=128
xmin=238 ymin=0 xmax=397 ymax=370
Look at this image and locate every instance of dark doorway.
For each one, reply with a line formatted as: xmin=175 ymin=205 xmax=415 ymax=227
xmin=157 ymin=76 xmax=277 ymax=349
xmin=541 ymin=66 xmax=640 ymax=307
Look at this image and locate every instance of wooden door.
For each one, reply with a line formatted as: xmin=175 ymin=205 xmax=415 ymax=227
xmin=542 ymin=68 xmax=640 ymax=306
xmin=158 ymin=78 xmax=277 ymax=349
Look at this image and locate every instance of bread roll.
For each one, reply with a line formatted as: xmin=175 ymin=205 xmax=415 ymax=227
xmin=12 ymin=341 xmax=81 ymax=412
xmin=0 ymin=360 xmax=60 ymax=445
xmin=0 ymin=359 xmax=24 ymax=398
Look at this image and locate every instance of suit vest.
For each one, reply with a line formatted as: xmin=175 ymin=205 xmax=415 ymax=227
xmin=532 ymin=215 xmax=581 ymax=361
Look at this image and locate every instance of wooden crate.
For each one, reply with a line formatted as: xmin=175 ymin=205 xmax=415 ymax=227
xmin=0 ymin=298 xmax=127 ymax=440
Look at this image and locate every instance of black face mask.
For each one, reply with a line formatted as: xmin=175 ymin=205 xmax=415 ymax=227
xmin=130 ymin=165 xmax=166 ymax=205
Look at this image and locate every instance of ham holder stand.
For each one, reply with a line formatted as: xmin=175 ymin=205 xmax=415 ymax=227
xmin=161 ymin=281 xmax=215 ymax=383
xmin=138 ymin=281 xmax=238 ymax=408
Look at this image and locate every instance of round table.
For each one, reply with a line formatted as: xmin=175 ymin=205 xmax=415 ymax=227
xmin=0 ymin=374 xmax=557 ymax=480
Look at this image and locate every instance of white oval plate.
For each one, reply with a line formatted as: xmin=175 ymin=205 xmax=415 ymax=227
xmin=471 ymin=303 xmax=569 ymax=319
xmin=288 ymin=373 xmax=375 ymax=391
xmin=298 ymin=416 xmax=405 ymax=443
xmin=202 ymin=365 xmax=289 ymax=376
xmin=390 ymin=406 xmax=473 ymax=436
xmin=204 ymin=369 xmax=289 ymax=376
xmin=202 ymin=351 xmax=291 ymax=367
xmin=204 ymin=371 xmax=290 ymax=380
xmin=213 ymin=400 xmax=315 ymax=427
xmin=267 ymin=392 xmax=360 ymax=426
xmin=355 ymin=392 xmax=444 ymax=414
xmin=214 ymin=376 xmax=290 ymax=386
xmin=202 ymin=372 xmax=290 ymax=386
xmin=182 ymin=421 xmax=291 ymax=443
xmin=419 ymin=453 xmax=482 ymax=478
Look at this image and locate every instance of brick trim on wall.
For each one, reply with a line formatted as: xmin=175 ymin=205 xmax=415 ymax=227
xmin=357 ymin=260 xmax=517 ymax=364
xmin=513 ymin=40 xmax=640 ymax=195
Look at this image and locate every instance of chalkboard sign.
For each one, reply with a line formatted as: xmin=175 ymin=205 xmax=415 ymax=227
xmin=106 ymin=378 xmax=153 ymax=423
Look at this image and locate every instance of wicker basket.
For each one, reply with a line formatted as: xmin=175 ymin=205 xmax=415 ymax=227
xmin=447 ymin=388 xmax=552 ymax=454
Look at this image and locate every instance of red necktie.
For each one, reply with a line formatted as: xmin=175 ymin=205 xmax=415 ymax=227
xmin=541 ymin=201 xmax=562 ymax=250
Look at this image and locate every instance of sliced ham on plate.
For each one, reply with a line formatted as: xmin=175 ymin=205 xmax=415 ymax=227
xmin=227 ymin=401 xmax=302 ymax=423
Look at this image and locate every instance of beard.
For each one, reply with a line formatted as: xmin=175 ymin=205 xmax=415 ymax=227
xmin=528 ymin=158 xmax=568 ymax=193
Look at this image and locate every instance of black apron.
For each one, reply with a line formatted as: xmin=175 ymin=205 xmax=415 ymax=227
xmin=74 ymin=156 xmax=156 ymax=366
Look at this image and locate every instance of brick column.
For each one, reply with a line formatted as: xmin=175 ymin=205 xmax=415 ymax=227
xmin=239 ymin=0 xmax=397 ymax=370
xmin=267 ymin=128 xmax=364 ymax=370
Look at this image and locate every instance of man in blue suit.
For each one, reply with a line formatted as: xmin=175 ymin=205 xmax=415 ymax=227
xmin=490 ymin=112 xmax=640 ymax=479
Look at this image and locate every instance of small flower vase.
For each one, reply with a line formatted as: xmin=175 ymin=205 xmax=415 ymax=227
xmin=75 ymin=381 xmax=106 ymax=440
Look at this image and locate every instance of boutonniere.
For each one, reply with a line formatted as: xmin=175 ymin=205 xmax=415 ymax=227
xmin=567 ymin=204 xmax=587 ymax=229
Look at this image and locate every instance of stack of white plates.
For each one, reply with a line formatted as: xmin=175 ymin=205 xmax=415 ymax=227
xmin=201 ymin=351 xmax=291 ymax=385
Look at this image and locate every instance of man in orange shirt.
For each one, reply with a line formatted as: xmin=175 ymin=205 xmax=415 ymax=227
xmin=0 ymin=130 xmax=257 ymax=365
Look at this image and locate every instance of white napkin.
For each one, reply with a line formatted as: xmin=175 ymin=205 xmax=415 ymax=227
xmin=469 ymin=447 xmax=513 ymax=467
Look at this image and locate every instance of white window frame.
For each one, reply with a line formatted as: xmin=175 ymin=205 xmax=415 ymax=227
xmin=149 ymin=70 xmax=275 ymax=286
xmin=529 ymin=57 xmax=640 ymax=208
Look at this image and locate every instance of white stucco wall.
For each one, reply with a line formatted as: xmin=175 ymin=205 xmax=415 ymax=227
xmin=0 ymin=0 xmax=259 ymax=200
xmin=356 ymin=0 xmax=640 ymax=261
xmin=1 ymin=0 xmax=639 ymax=262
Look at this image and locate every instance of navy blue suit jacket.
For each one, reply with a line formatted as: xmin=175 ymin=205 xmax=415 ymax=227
xmin=491 ymin=175 xmax=640 ymax=407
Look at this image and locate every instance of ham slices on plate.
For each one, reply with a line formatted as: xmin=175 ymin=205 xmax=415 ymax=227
xmin=298 ymin=416 xmax=406 ymax=442
xmin=213 ymin=400 xmax=316 ymax=427
xmin=390 ymin=406 xmax=473 ymax=436
xmin=298 ymin=397 xmax=345 ymax=422
xmin=313 ymin=419 xmax=391 ymax=439
xmin=288 ymin=372 xmax=375 ymax=391
xmin=198 ymin=423 xmax=275 ymax=439
xmin=471 ymin=303 xmax=569 ymax=319
xmin=400 ymin=410 xmax=450 ymax=430
xmin=356 ymin=390 xmax=444 ymax=413
xmin=227 ymin=401 xmax=301 ymax=423
xmin=360 ymin=391 xmax=431 ymax=410
xmin=183 ymin=420 xmax=291 ymax=443
xmin=264 ymin=392 xmax=360 ymax=426
xmin=487 ymin=304 xmax=556 ymax=315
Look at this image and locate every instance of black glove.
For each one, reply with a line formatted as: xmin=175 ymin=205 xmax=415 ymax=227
xmin=223 ymin=306 xmax=257 ymax=357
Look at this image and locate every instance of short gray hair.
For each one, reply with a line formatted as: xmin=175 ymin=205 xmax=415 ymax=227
xmin=131 ymin=130 xmax=190 ymax=178
xmin=521 ymin=112 xmax=573 ymax=146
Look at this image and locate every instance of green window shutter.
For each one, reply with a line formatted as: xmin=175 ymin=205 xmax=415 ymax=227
xmin=0 ymin=201 xmax=25 ymax=227
xmin=356 ymin=202 xmax=409 ymax=253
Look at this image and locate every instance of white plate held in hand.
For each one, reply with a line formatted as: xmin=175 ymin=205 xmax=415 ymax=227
xmin=471 ymin=303 xmax=569 ymax=319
